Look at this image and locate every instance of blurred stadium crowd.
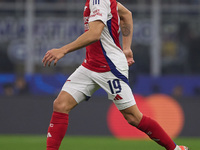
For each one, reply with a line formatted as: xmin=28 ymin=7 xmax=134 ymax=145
xmin=0 ymin=0 xmax=200 ymax=96
xmin=0 ymin=0 xmax=200 ymax=4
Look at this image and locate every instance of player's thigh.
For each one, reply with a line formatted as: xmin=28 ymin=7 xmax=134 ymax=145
xmin=62 ymin=65 xmax=100 ymax=103
xmin=53 ymin=90 xmax=78 ymax=113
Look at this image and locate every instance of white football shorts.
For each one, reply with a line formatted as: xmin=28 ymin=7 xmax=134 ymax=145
xmin=61 ymin=65 xmax=136 ymax=110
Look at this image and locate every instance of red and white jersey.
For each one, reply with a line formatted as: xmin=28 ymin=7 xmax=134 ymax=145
xmin=82 ymin=0 xmax=128 ymax=74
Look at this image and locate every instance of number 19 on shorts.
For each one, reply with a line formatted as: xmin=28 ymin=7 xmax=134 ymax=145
xmin=107 ymin=79 xmax=122 ymax=94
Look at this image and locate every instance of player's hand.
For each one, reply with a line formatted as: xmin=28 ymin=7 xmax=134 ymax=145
xmin=123 ymin=49 xmax=135 ymax=66
xmin=42 ymin=48 xmax=65 ymax=67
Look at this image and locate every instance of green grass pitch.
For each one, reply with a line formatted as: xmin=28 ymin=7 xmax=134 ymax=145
xmin=0 ymin=135 xmax=199 ymax=150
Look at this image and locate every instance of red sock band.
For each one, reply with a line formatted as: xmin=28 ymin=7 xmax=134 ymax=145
xmin=137 ymin=115 xmax=176 ymax=150
xmin=47 ymin=111 xmax=69 ymax=150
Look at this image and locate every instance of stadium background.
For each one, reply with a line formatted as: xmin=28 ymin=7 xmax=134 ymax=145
xmin=0 ymin=0 xmax=200 ymax=149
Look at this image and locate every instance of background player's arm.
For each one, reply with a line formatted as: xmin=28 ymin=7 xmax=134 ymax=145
xmin=117 ymin=2 xmax=134 ymax=66
xmin=42 ymin=20 xmax=105 ymax=67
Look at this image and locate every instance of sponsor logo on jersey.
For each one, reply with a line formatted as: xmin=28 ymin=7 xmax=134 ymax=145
xmin=84 ymin=16 xmax=89 ymax=31
xmin=90 ymin=9 xmax=102 ymax=18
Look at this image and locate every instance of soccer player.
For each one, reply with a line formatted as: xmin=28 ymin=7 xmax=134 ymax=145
xmin=42 ymin=0 xmax=189 ymax=150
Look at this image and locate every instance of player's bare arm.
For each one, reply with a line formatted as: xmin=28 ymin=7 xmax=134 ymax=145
xmin=117 ymin=2 xmax=134 ymax=66
xmin=42 ymin=20 xmax=105 ymax=67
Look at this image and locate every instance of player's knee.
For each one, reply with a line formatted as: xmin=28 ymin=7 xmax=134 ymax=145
xmin=126 ymin=117 xmax=139 ymax=127
xmin=53 ymin=98 xmax=72 ymax=114
xmin=124 ymin=114 xmax=142 ymax=127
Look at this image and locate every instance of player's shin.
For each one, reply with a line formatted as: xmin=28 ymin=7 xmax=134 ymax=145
xmin=46 ymin=111 xmax=69 ymax=150
xmin=137 ymin=115 xmax=176 ymax=150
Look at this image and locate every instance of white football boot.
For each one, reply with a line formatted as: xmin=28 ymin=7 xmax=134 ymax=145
xmin=174 ymin=145 xmax=189 ymax=150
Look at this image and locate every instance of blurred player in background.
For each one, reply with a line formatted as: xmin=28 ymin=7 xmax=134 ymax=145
xmin=42 ymin=0 xmax=188 ymax=150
